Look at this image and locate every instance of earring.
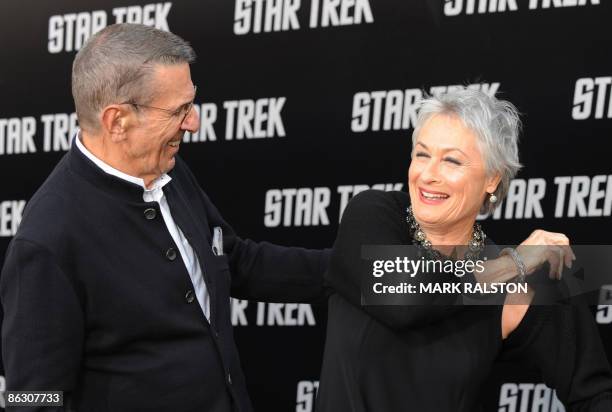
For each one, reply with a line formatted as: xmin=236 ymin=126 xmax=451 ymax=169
xmin=489 ymin=193 xmax=497 ymax=203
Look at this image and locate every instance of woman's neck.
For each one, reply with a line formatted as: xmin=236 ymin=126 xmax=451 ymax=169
xmin=418 ymin=219 xmax=475 ymax=256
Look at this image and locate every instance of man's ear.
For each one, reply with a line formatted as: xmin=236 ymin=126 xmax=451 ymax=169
xmin=100 ymin=104 xmax=131 ymax=143
xmin=485 ymin=172 xmax=502 ymax=194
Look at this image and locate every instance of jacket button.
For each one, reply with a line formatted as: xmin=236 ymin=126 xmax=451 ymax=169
xmin=166 ymin=248 xmax=177 ymax=261
xmin=185 ymin=289 xmax=195 ymax=303
xmin=227 ymin=372 xmax=232 ymax=385
xmin=144 ymin=208 xmax=157 ymax=220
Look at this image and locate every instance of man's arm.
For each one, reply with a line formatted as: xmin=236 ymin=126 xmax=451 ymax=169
xmin=175 ymin=157 xmax=331 ymax=302
xmin=199 ymin=190 xmax=331 ymax=303
xmin=1 ymin=238 xmax=83 ymax=411
xmin=226 ymin=237 xmax=331 ymax=303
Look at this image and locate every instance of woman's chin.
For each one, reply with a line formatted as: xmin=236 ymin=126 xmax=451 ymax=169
xmin=420 ymin=219 xmax=446 ymax=229
xmin=413 ymin=211 xmax=445 ymax=227
xmin=413 ymin=202 xmax=455 ymax=226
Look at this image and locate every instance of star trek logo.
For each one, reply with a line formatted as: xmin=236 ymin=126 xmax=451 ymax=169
xmin=444 ymin=0 xmax=599 ymax=16
xmin=233 ymin=0 xmax=373 ymax=34
xmin=48 ymin=2 xmax=172 ymax=53
xmin=498 ymin=383 xmax=565 ymax=412
xmin=572 ymin=77 xmax=612 ymax=120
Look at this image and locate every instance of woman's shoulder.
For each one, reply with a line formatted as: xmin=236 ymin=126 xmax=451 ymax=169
xmin=339 ymin=190 xmax=411 ymax=241
xmin=345 ymin=189 xmax=409 ymax=218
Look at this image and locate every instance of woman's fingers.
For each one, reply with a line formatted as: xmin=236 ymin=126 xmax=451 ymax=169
xmin=549 ymin=233 xmax=574 ymax=276
xmin=556 ymin=246 xmax=565 ymax=279
xmin=547 ymin=246 xmax=562 ymax=279
xmin=563 ymin=245 xmax=575 ymax=269
xmin=519 ymin=229 xmax=576 ymax=280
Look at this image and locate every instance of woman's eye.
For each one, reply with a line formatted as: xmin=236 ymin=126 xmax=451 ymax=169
xmin=444 ymin=157 xmax=462 ymax=165
xmin=415 ymin=152 xmax=429 ymax=158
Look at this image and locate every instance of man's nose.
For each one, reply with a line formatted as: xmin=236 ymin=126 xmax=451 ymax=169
xmin=181 ymin=106 xmax=200 ymax=133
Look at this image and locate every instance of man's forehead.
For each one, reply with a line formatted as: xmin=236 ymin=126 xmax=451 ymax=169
xmin=150 ymin=63 xmax=194 ymax=100
xmin=151 ymin=63 xmax=191 ymax=82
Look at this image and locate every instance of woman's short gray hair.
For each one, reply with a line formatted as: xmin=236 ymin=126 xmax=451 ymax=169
xmin=72 ymin=23 xmax=196 ymax=132
xmin=411 ymin=87 xmax=522 ymax=215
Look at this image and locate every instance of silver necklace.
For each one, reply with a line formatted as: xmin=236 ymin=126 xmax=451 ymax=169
xmin=406 ymin=206 xmax=486 ymax=261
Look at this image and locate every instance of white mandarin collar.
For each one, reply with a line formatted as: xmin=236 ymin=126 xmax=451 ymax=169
xmin=74 ymin=130 xmax=172 ymax=193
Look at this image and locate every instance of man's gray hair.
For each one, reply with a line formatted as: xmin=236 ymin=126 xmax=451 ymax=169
xmin=72 ymin=23 xmax=196 ymax=131
xmin=412 ymin=87 xmax=522 ymax=215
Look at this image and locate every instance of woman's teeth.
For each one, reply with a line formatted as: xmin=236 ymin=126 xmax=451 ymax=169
xmin=168 ymin=141 xmax=180 ymax=147
xmin=421 ymin=191 xmax=449 ymax=199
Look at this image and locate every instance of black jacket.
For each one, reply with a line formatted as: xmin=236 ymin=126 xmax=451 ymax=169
xmin=1 ymin=143 xmax=329 ymax=412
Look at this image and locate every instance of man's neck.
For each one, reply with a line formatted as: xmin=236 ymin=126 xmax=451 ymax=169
xmin=80 ymin=131 xmax=157 ymax=189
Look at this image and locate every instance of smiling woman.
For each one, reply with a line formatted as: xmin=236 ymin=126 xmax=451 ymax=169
xmin=316 ymin=88 xmax=612 ymax=412
xmin=409 ymin=114 xmax=500 ymax=238
xmin=408 ymin=90 xmax=520 ymax=243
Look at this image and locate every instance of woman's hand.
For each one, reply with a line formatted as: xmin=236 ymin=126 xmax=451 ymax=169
xmin=516 ymin=230 xmax=576 ymax=280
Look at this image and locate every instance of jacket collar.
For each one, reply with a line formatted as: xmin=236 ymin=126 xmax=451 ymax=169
xmin=68 ymin=133 xmax=176 ymax=204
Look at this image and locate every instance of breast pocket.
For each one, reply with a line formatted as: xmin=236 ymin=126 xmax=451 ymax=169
xmin=207 ymin=254 xmax=232 ymax=297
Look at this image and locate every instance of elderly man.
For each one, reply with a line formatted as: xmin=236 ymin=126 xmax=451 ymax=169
xmin=1 ymin=24 xmax=328 ymax=411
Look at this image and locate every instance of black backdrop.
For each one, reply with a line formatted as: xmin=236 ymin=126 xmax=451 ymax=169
xmin=1 ymin=0 xmax=611 ymax=410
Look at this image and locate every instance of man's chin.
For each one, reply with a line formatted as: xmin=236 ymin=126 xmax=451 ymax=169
xmin=162 ymin=156 xmax=176 ymax=174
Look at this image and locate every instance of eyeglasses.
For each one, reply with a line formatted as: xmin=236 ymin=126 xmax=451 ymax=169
xmin=122 ymin=85 xmax=197 ymax=124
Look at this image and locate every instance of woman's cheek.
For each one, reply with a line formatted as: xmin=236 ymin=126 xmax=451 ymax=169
xmin=443 ymin=170 xmax=467 ymax=187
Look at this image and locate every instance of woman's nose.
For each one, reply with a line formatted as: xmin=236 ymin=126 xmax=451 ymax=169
xmin=419 ymin=159 xmax=442 ymax=183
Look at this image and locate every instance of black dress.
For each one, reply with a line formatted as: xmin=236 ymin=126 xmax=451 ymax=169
xmin=316 ymin=190 xmax=612 ymax=412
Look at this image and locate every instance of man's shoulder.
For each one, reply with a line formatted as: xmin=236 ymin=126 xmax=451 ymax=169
xmin=24 ymin=154 xmax=73 ymax=208
xmin=16 ymin=155 xmax=78 ymax=246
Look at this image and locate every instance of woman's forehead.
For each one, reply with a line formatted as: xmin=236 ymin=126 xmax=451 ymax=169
xmin=417 ymin=114 xmax=480 ymax=153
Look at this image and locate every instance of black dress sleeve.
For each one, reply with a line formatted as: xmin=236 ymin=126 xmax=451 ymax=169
xmin=501 ymin=303 xmax=612 ymax=411
xmin=324 ymin=189 xmax=471 ymax=330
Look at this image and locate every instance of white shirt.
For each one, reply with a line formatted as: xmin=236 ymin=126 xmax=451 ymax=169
xmin=75 ymin=132 xmax=211 ymax=320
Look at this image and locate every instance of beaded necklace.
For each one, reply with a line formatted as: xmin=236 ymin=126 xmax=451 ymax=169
xmin=405 ymin=205 xmax=486 ymax=261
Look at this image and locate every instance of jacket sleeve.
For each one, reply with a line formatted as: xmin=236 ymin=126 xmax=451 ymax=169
xmin=501 ymin=304 xmax=612 ymax=411
xmin=324 ymin=189 xmax=470 ymax=330
xmin=195 ymin=185 xmax=331 ymax=303
xmin=0 ymin=238 xmax=84 ymax=411
xmin=227 ymin=237 xmax=331 ymax=303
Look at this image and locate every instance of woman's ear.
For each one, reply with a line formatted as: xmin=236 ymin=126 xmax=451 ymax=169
xmin=485 ymin=173 xmax=502 ymax=195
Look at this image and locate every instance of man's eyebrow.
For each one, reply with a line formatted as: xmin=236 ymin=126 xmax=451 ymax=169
xmin=177 ymin=86 xmax=197 ymax=108
xmin=174 ymin=95 xmax=195 ymax=111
